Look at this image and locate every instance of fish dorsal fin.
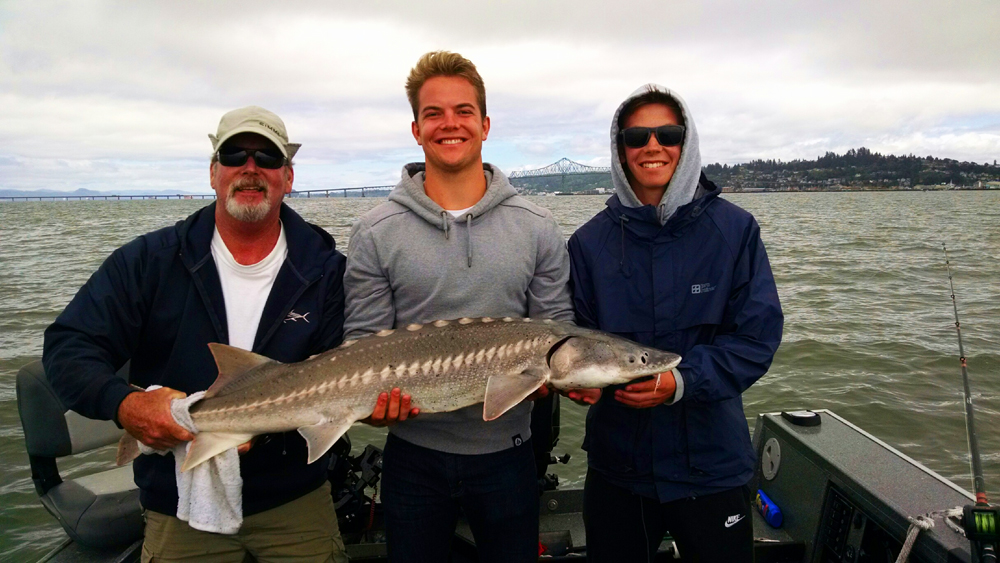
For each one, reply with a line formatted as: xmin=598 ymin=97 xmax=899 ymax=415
xmin=483 ymin=368 xmax=549 ymax=421
xmin=205 ymin=343 xmax=274 ymax=399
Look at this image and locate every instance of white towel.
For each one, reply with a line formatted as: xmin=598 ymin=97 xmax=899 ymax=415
xmin=137 ymin=386 xmax=243 ymax=534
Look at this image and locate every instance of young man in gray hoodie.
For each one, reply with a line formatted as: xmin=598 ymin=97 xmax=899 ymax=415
xmin=343 ymin=51 xmax=574 ymax=563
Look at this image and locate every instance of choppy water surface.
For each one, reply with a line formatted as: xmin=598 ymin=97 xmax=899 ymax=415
xmin=1 ymin=192 xmax=998 ymax=561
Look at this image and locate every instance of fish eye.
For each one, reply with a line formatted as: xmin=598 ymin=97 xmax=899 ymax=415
xmin=628 ymin=356 xmax=636 ymax=363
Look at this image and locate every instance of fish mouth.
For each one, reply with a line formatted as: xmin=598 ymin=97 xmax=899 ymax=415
xmin=648 ymin=351 xmax=682 ymax=373
xmin=647 ymin=359 xmax=680 ymax=374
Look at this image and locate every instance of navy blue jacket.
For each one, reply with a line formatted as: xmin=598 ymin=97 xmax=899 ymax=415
xmin=43 ymin=203 xmax=347 ymax=517
xmin=568 ymin=177 xmax=782 ymax=502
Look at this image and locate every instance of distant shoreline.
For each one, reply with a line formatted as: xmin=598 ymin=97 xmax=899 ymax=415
xmin=2 ymin=186 xmax=998 ymax=202
xmin=528 ymin=186 xmax=1000 ymax=197
xmin=723 ymin=186 xmax=1000 ymax=194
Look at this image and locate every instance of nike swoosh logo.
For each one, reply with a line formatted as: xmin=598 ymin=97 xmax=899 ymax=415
xmin=724 ymin=514 xmax=745 ymax=528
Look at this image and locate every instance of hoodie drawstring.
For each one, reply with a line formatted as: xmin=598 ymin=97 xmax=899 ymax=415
xmin=619 ymin=214 xmax=632 ymax=277
xmin=441 ymin=211 xmax=450 ymax=240
xmin=466 ymin=213 xmax=474 ymax=267
xmin=440 ymin=210 xmax=472 ymax=267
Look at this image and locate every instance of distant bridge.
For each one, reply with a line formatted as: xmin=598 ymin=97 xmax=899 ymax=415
xmin=1 ymin=160 xmax=611 ymax=202
xmin=0 ymin=193 xmax=218 ymax=202
xmin=0 ymin=186 xmax=390 ymax=202
xmin=289 ymin=186 xmax=393 ymax=198
xmin=508 ymin=158 xmax=611 ymax=179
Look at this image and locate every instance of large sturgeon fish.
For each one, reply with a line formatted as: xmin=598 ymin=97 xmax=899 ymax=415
xmin=122 ymin=317 xmax=681 ymax=472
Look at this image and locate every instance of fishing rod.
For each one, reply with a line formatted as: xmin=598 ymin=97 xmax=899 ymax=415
xmin=944 ymin=243 xmax=989 ymax=505
xmin=942 ymin=243 xmax=998 ymax=562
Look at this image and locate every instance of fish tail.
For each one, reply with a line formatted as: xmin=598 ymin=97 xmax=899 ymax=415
xmin=116 ymin=432 xmax=141 ymax=466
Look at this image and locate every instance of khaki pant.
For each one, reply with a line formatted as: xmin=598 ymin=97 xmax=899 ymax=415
xmin=142 ymin=482 xmax=348 ymax=563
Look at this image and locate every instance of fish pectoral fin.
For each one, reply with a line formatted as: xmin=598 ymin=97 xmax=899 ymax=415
xmin=181 ymin=432 xmax=255 ymax=472
xmin=298 ymin=419 xmax=354 ymax=465
xmin=483 ymin=368 xmax=549 ymax=422
xmin=205 ymin=343 xmax=276 ymax=399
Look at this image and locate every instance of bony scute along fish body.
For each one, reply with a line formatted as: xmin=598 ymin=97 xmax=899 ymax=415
xmin=117 ymin=317 xmax=681 ymax=472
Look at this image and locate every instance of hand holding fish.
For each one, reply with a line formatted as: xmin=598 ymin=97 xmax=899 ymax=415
xmin=118 ymin=387 xmax=196 ymax=450
xmin=525 ymin=384 xmax=551 ymax=401
xmin=363 ymin=388 xmax=419 ymax=427
xmin=614 ymin=372 xmax=676 ymax=409
xmin=563 ymin=388 xmax=602 ymax=406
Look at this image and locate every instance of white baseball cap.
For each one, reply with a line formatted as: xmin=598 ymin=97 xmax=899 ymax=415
xmin=208 ymin=105 xmax=301 ymax=159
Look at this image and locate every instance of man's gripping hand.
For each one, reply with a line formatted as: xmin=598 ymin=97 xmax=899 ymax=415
xmin=562 ymin=388 xmax=601 ymax=406
xmin=117 ymin=387 xmax=195 ymax=450
xmin=614 ymin=372 xmax=676 ymax=409
xmin=363 ymin=388 xmax=420 ymax=427
xmin=525 ymin=384 xmax=551 ymax=401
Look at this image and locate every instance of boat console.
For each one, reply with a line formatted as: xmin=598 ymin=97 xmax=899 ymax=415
xmin=751 ymin=410 xmax=976 ymax=563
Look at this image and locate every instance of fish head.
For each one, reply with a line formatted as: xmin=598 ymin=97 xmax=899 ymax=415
xmin=546 ymin=333 xmax=681 ymax=389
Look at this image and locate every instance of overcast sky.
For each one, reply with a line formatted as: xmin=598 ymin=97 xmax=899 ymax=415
xmin=1 ymin=0 xmax=998 ymax=193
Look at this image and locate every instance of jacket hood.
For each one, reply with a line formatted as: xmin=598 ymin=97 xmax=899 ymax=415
xmin=606 ymin=176 xmax=721 ymax=235
xmin=387 ymin=162 xmax=518 ymax=266
xmin=611 ymin=84 xmax=702 ymax=225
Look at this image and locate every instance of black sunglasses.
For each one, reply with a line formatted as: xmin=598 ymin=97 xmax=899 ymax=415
xmin=619 ymin=125 xmax=686 ymax=149
xmin=216 ymin=148 xmax=286 ymax=169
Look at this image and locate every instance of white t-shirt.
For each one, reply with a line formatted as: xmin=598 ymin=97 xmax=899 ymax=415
xmin=210 ymin=225 xmax=288 ymax=351
xmin=446 ymin=206 xmax=474 ymax=218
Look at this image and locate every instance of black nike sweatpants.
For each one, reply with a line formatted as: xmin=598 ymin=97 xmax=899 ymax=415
xmin=583 ymin=469 xmax=754 ymax=563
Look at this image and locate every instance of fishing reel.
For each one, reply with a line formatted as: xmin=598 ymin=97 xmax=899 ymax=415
xmin=328 ymin=435 xmax=385 ymax=540
xmin=964 ymin=504 xmax=999 ymax=563
xmin=532 ymin=393 xmax=569 ymax=492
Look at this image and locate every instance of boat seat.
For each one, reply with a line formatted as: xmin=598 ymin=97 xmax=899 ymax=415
xmin=16 ymin=360 xmax=143 ymax=549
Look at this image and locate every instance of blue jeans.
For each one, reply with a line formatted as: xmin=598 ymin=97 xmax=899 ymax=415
xmin=381 ymin=433 xmax=539 ymax=563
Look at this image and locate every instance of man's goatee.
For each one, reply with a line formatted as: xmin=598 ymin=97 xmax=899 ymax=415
xmin=226 ymin=176 xmax=271 ymax=223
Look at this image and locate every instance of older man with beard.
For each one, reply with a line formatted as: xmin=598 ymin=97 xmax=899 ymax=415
xmin=43 ymin=106 xmax=349 ymax=562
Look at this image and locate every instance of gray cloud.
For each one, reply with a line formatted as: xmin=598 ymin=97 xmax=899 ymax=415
xmin=1 ymin=0 xmax=998 ymax=192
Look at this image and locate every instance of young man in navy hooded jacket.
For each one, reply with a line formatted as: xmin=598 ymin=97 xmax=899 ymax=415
xmin=568 ymin=85 xmax=783 ymax=562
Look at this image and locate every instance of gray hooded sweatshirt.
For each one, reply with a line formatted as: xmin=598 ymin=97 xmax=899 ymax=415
xmin=343 ymin=163 xmax=573 ymax=454
xmin=611 ymin=84 xmax=706 ymax=225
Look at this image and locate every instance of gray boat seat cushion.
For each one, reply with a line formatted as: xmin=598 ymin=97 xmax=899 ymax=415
xmin=40 ymin=466 xmax=143 ymax=549
xmin=18 ymin=360 xmax=125 ymax=457
xmin=17 ymin=360 xmax=143 ymax=548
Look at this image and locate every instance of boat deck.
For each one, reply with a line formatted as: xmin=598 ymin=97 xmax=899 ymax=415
xmin=34 ymin=410 xmax=982 ymax=562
